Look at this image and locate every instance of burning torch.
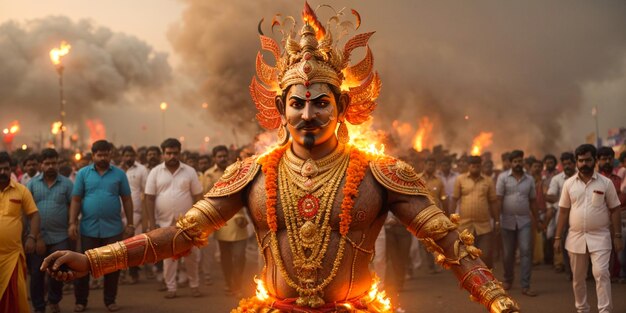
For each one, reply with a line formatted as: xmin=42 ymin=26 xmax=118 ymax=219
xmin=50 ymin=41 xmax=71 ymax=152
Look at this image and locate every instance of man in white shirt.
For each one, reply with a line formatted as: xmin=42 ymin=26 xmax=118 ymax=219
xmin=19 ymin=154 xmax=40 ymax=185
xmin=120 ymin=146 xmax=149 ymax=284
xmin=546 ymin=152 xmax=576 ymax=276
xmin=555 ymin=144 xmax=623 ymax=313
xmin=145 ymin=138 xmax=203 ymax=299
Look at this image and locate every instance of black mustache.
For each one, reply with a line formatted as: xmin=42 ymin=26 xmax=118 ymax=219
xmin=295 ymin=119 xmax=323 ymax=130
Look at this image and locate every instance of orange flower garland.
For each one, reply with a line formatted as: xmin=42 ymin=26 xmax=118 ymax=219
xmin=259 ymin=144 xmax=369 ymax=235
xmin=258 ymin=145 xmax=288 ymax=232
xmin=339 ymin=148 xmax=369 ymax=236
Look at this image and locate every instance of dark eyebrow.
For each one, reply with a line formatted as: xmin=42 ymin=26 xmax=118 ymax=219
xmin=289 ymin=93 xmax=330 ymax=101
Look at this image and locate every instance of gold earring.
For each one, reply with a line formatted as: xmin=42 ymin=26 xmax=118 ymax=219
xmin=337 ymin=122 xmax=349 ymax=144
xmin=277 ymin=124 xmax=289 ymax=146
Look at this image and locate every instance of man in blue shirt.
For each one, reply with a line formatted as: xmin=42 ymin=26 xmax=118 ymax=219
xmin=496 ymin=149 xmax=539 ymax=297
xmin=26 ymin=148 xmax=74 ymax=313
xmin=69 ymin=140 xmax=133 ymax=312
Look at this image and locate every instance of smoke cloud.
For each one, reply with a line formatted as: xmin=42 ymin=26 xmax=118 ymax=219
xmin=168 ymin=0 xmax=626 ymax=155
xmin=0 ymin=16 xmax=171 ymax=125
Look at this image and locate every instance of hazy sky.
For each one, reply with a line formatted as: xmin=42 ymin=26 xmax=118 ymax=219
xmin=1 ymin=0 xmax=625 ymax=156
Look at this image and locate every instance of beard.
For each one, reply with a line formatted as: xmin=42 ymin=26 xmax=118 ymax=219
xmin=303 ymin=133 xmax=316 ymax=150
xmin=600 ymin=163 xmax=613 ymax=173
xmin=578 ymin=165 xmax=594 ymax=175
xmin=125 ymin=159 xmax=135 ymax=167
xmin=0 ymin=173 xmax=9 ymax=184
xmin=513 ymin=165 xmax=523 ymax=173
xmin=564 ymin=168 xmax=576 ymax=177
xmin=166 ymin=158 xmax=179 ymax=167
xmin=96 ymin=160 xmax=109 ymax=169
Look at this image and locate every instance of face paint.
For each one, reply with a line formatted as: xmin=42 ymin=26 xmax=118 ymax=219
xmin=284 ymin=83 xmax=342 ymax=150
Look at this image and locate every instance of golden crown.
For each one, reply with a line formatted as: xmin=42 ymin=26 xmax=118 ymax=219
xmin=250 ymin=2 xmax=382 ymax=130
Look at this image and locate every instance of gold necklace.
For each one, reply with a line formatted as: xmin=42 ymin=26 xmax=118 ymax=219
xmin=271 ymin=146 xmax=350 ymax=307
xmin=284 ymin=144 xmax=346 ymax=191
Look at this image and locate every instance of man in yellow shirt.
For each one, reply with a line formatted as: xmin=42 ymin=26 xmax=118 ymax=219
xmin=418 ymin=157 xmax=447 ymax=274
xmin=452 ymin=155 xmax=498 ymax=269
xmin=0 ymin=152 xmax=41 ymax=313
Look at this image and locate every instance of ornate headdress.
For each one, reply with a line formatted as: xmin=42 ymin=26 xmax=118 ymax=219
xmin=250 ymin=2 xmax=381 ymax=131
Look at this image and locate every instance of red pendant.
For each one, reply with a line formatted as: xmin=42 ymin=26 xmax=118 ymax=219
xmin=298 ymin=194 xmax=319 ymax=220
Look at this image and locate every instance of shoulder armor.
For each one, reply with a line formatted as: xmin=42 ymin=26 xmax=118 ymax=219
xmin=369 ymin=155 xmax=431 ymax=196
xmin=205 ymin=155 xmax=260 ymax=198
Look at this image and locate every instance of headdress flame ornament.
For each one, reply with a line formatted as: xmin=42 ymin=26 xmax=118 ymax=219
xmin=250 ymin=2 xmax=381 ymax=130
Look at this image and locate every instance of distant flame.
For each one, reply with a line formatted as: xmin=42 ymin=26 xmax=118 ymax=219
xmin=392 ymin=120 xmax=413 ymax=138
xmin=254 ymin=276 xmax=270 ymax=302
xmin=363 ymin=275 xmax=392 ymax=312
xmin=412 ymin=117 xmax=433 ymax=152
xmin=74 ymin=153 xmax=82 ymax=161
xmin=470 ymin=132 xmax=493 ymax=156
xmin=49 ymin=41 xmax=71 ymax=66
xmin=51 ymin=121 xmax=63 ymax=135
xmin=160 ymin=102 xmax=168 ymax=111
xmin=346 ymin=120 xmax=386 ymax=156
xmin=302 ymin=1 xmax=326 ymax=40
xmin=85 ymin=119 xmax=106 ymax=143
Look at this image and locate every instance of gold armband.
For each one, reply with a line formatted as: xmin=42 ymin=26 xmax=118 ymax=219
xmin=85 ymin=241 xmax=128 ymax=278
xmin=408 ymin=208 xmax=483 ymax=269
xmin=407 ymin=205 xmax=456 ymax=240
xmin=461 ymin=267 xmax=520 ymax=313
xmin=175 ymin=199 xmax=226 ymax=247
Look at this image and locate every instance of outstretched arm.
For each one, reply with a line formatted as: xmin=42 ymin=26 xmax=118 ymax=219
xmin=41 ymin=194 xmax=244 ymax=281
xmin=389 ymin=192 xmax=519 ymax=313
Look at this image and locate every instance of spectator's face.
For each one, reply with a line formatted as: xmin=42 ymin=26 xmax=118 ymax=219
xmin=545 ymin=158 xmax=556 ymax=171
xmin=214 ymin=150 xmax=229 ymax=170
xmin=597 ymin=155 xmax=613 ymax=173
xmin=576 ymin=152 xmax=595 ymax=175
xmin=163 ymin=147 xmax=181 ymax=167
xmin=41 ymin=157 xmax=58 ymax=177
xmin=122 ymin=151 xmax=136 ymax=167
xmin=0 ymin=162 xmax=10 ymax=184
xmin=511 ymin=157 xmax=524 ymax=173
xmin=239 ymin=148 xmax=254 ymax=159
xmin=93 ymin=150 xmax=111 ymax=169
xmin=440 ymin=161 xmax=451 ymax=173
xmin=198 ymin=158 xmax=210 ymax=173
xmin=469 ymin=163 xmax=482 ymax=176
xmin=424 ymin=161 xmax=436 ymax=174
xmin=502 ymin=158 xmax=511 ymax=170
xmin=531 ymin=162 xmax=543 ymax=176
xmin=147 ymin=150 xmax=161 ymax=166
xmin=562 ymin=159 xmax=575 ymax=176
xmin=187 ymin=158 xmax=198 ymax=170
xmin=24 ymin=159 xmax=39 ymax=177
xmin=481 ymin=161 xmax=493 ymax=175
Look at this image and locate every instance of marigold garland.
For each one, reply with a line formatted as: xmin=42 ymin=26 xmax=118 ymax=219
xmin=259 ymin=144 xmax=369 ymax=236
xmin=258 ymin=145 xmax=288 ymax=232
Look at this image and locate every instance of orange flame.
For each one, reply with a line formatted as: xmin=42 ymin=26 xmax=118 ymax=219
xmin=254 ymin=276 xmax=270 ymax=302
xmin=3 ymin=120 xmax=20 ymax=135
xmin=346 ymin=119 xmax=386 ymax=156
xmin=302 ymin=1 xmax=326 ymax=40
xmin=51 ymin=121 xmax=63 ymax=135
xmin=50 ymin=41 xmax=71 ymax=65
xmin=412 ymin=117 xmax=433 ymax=152
xmin=74 ymin=153 xmax=82 ymax=161
xmin=470 ymin=132 xmax=493 ymax=156
xmin=363 ymin=275 xmax=392 ymax=312
xmin=85 ymin=119 xmax=106 ymax=143
xmin=254 ymin=131 xmax=280 ymax=156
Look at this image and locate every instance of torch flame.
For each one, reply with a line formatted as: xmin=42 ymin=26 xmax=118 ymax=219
xmin=470 ymin=132 xmax=493 ymax=156
xmin=50 ymin=41 xmax=71 ymax=65
xmin=74 ymin=153 xmax=82 ymax=161
xmin=302 ymin=1 xmax=326 ymax=40
xmin=412 ymin=117 xmax=434 ymax=152
xmin=346 ymin=120 xmax=385 ymax=157
xmin=51 ymin=121 xmax=63 ymax=135
xmin=254 ymin=276 xmax=270 ymax=302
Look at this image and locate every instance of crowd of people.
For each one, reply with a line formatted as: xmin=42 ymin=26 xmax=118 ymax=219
xmin=1 ymin=138 xmax=625 ymax=313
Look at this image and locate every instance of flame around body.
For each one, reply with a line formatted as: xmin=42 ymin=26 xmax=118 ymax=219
xmin=346 ymin=120 xmax=385 ymax=156
xmin=254 ymin=276 xmax=270 ymax=302
xmin=413 ymin=117 xmax=433 ymax=152
xmin=50 ymin=41 xmax=71 ymax=65
xmin=471 ymin=132 xmax=494 ymax=156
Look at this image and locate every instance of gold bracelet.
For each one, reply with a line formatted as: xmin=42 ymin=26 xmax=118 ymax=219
xmin=85 ymin=241 xmax=128 ymax=278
